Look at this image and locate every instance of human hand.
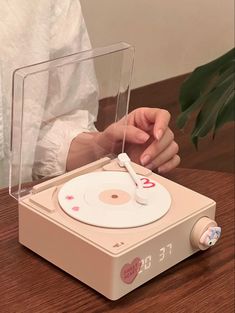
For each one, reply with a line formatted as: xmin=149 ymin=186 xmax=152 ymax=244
xmin=97 ymin=107 xmax=180 ymax=173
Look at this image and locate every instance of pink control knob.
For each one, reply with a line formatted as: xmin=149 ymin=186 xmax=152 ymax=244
xmin=190 ymin=217 xmax=221 ymax=250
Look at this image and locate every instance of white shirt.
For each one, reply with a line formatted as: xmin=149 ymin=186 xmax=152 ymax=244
xmin=0 ymin=0 xmax=98 ymax=188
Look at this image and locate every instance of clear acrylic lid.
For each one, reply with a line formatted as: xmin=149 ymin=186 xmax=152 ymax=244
xmin=10 ymin=42 xmax=134 ymax=199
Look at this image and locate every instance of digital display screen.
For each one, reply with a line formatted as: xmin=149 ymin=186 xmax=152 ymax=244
xmin=138 ymin=243 xmax=173 ymax=275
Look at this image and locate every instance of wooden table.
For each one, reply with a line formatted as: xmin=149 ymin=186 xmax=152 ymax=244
xmin=0 ymin=168 xmax=234 ymax=313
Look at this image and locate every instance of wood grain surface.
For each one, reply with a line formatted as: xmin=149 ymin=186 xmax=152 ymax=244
xmin=0 ymin=168 xmax=234 ymax=313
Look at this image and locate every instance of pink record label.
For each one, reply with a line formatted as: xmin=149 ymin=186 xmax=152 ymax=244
xmin=120 ymin=257 xmax=141 ymax=284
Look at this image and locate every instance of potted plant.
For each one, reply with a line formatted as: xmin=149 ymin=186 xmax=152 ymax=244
xmin=177 ymin=48 xmax=235 ymax=148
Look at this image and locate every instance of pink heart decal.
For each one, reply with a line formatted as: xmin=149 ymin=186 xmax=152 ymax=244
xmin=120 ymin=257 xmax=141 ymax=284
xmin=72 ymin=206 xmax=79 ymax=211
xmin=66 ymin=195 xmax=74 ymax=200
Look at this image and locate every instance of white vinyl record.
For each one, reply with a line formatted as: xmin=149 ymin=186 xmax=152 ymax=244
xmin=58 ymin=171 xmax=171 ymax=228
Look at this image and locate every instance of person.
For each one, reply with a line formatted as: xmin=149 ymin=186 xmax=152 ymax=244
xmin=66 ymin=107 xmax=180 ymax=174
xmin=0 ymin=0 xmax=180 ymax=188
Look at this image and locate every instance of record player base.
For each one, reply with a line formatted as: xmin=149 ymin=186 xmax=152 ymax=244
xmin=18 ymin=202 xmax=216 ymax=300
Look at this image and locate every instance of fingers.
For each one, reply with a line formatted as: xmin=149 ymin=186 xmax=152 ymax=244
xmin=158 ymin=155 xmax=181 ymax=173
xmin=146 ymin=141 xmax=179 ymax=172
xmin=145 ymin=141 xmax=179 ymax=170
xmin=97 ymin=107 xmax=179 ymax=173
xmin=152 ymin=109 xmax=171 ymax=141
xmin=105 ymin=123 xmax=150 ymax=144
xmin=140 ymin=128 xmax=174 ymax=166
xmin=131 ymin=108 xmax=171 ymax=141
xmin=102 ymin=107 xmax=171 ymax=146
xmin=139 ymin=126 xmax=180 ymax=172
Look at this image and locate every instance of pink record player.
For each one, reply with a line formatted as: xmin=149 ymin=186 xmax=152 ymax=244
xmin=10 ymin=43 xmax=221 ymax=300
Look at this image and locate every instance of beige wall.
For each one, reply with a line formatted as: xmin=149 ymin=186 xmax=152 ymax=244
xmin=80 ymin=0 xmax=234 ymax=89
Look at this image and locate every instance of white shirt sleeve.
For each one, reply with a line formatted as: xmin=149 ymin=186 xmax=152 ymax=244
xmin=32 ymin=0 xmax=99 ymax=179
xmin=33 ymin=110 xmax=97 ymax=178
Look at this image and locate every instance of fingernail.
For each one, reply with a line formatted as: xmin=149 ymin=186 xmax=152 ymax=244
xmin=137 ymin=132 xmax=150 ymax=143
xmin=145 ymin=162 xmax=155 ymax=170
xmin=141 ymin=154 xmax=151 ymax=166
xmin=156 ymin=129 xmax=163 ymax=141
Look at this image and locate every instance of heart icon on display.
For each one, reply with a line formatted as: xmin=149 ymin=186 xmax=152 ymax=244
xmin=120 ymin=257 xmax=141 ymax=284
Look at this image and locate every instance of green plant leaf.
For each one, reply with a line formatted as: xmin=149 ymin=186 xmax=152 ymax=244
xmin=179 ymin=48 xmax=235 ymax=113
xmin=213 ymin=88 xmax=235 ymax=136
xmin=176 ymin=63 xmax=234 ymax=129
xmin=177 ymin=48 xmax=235 ymax=147
xmin=191 ymin=76 xmax=234 ymax=146
xmin=176 ymin=94 xmax=204 ymax=129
